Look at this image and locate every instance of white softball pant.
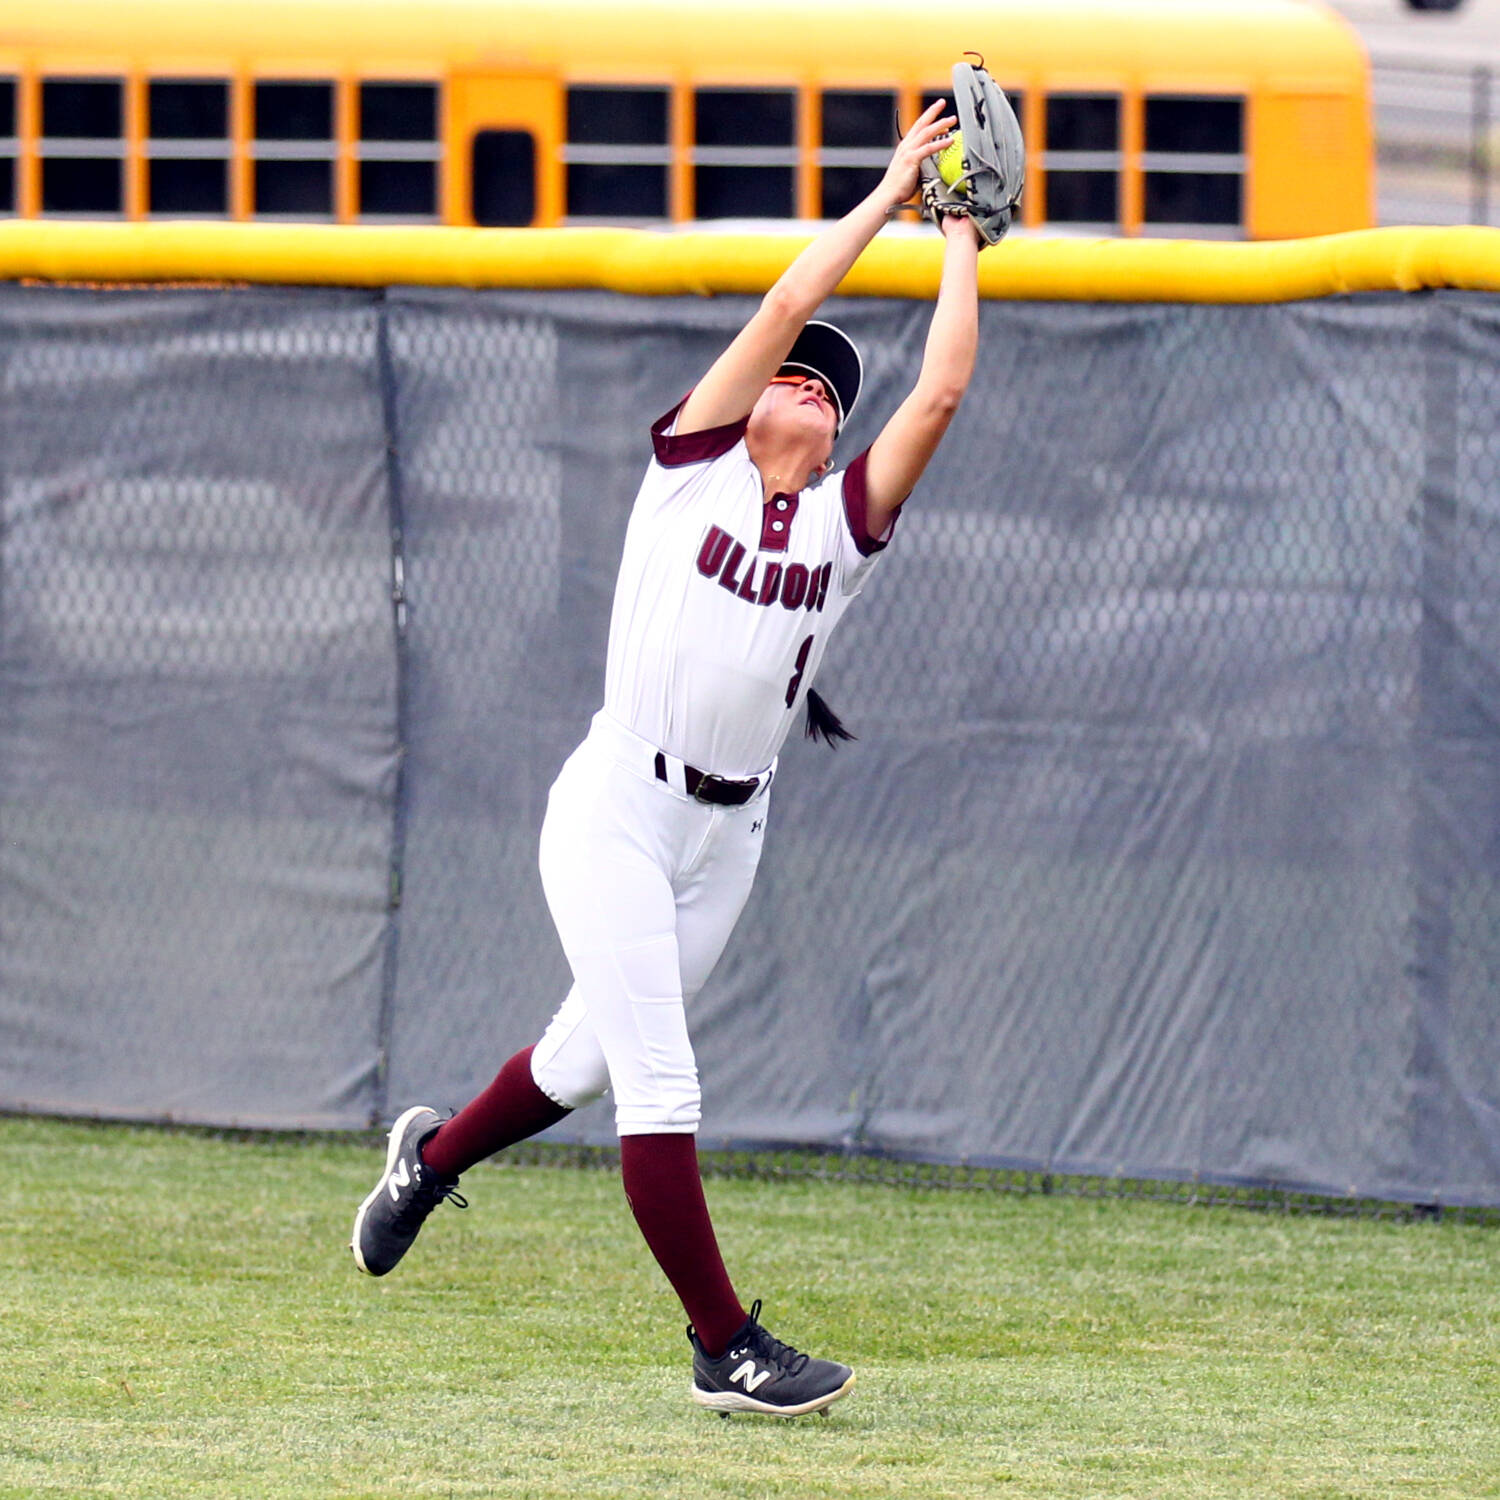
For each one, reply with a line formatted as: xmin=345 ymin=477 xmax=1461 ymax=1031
xmin=530 ymin=710 xmax=769 ymax=1135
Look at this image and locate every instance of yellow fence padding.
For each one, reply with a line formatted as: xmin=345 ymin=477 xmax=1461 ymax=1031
xmin=2 ymin=220 xmax=1499 ymax=303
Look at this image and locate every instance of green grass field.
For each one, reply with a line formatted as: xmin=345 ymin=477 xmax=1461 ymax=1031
xmin=2 ymin=1117 xmax=1496 ymax=1500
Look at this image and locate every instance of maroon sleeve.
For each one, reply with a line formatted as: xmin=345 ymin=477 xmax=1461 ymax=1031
xmin=650 ymin=396 xmax=750 ymax=468
xmin=841 ymin=448 xmax=900 ymax=556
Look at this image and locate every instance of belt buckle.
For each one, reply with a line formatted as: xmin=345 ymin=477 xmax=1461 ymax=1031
xmin=694 ymin=773 xmax=759 ymax=807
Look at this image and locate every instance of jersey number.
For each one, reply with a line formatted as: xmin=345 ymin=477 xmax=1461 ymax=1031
xmin=785 ymin=634 xmax=814 ymax=708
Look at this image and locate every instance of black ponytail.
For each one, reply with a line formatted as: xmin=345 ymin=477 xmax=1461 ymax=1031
xmin=805 ymin=688 xmax=856 ymax=748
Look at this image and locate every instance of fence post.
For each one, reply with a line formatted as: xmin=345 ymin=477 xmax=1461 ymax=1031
xmin=1412 ymin=294 xmax=1458 ymax=1201
xmin=371 ymin=287 xmax=413 ymax=1127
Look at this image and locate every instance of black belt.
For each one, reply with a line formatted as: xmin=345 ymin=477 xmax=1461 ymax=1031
xmin=654 ymin=751 xmax=763 ymax=806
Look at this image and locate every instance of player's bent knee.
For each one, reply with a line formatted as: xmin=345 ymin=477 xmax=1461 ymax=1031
xmin=535 ymin=1069 xmax=608 ymax=1113
xmin=531 ymin=1058 xmax=610 ymax=1112
xmin=531 ymin=1027 xmax=611 ymax=1111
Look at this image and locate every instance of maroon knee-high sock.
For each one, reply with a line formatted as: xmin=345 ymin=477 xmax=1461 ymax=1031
xmin=420 ymin=1045 xmax=571 ymax=1178
xmin=619 ymin=1133 xmax=746 ymax=1359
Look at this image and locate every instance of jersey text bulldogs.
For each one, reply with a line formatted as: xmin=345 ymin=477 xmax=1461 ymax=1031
xmin=696 ymin=525 xmax=832 ymax=613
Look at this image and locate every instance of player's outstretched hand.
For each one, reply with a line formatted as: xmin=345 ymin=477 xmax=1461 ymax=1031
xmin=880 ymin=98 xmax=957 ymax=209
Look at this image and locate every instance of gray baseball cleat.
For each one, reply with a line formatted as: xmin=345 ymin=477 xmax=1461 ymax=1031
xmin=688 ymin=1300 xmax=855 ymax=1416
xmin=351 ymin=1105 xmax=466 ymax=1276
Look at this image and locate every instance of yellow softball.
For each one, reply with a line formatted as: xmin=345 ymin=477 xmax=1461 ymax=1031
xmin=937 ymin=131 xmax=968 ymax=192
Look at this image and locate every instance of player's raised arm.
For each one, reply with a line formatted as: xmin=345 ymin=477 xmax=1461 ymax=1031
xmin=673 ymin=99 xmax=956 ymax=437
xmin=861 ymin=213 xmax=981 ymax=537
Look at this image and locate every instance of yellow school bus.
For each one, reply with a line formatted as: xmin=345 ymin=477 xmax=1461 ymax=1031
xmin=0 ymin=0 xmax=1372 ymax=239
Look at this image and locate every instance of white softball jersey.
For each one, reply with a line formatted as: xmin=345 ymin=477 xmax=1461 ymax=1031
xmin=603 ymin=400 xmax=894 ymax=779
xmin=529 ymin=398 xmax=899 ymax=1135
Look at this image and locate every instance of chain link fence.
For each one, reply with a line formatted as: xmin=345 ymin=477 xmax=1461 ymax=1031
xmin=2 ymin=281 xmax=1498 ymax=1210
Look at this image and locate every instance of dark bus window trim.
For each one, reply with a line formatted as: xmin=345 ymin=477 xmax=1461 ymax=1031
xmin=250 ymin=140 xmax=339 ymax=161
xmin=1039 ymin=151 xmax=1121 ymax=172
xmin=561 ymin=143 xmax=672 ymax=166
xmin=691 ymin=146 xmax=800 ymax=167
xmin=816 ymin=147 xmax=889 ymax=168
xmin=148 ymin=139 xmax=232 ymax=158
xmin=36 ymin=140 xmax=129 ymax=158
xmin=353 ymin=141 xmax=443 ymax=162
xmin=1139 ymin=153 xmax=1245 ymax=173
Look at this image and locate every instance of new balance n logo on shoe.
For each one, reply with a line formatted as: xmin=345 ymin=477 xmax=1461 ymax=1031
xmin=729 ymin=1360 xmax=772 ymax=1393
xmin=387 ymin=1159 xmax=412 ymax=1203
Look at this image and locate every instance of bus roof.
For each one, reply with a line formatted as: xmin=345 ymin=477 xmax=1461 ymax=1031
xmin=0 ymin=0 xmax=1367 ymax=89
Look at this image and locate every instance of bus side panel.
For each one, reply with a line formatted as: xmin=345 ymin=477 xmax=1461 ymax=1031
xmin=445 ymin=71 xmax=563 ymax=227
xmin=1248 ymin=90 xmax=1373 ymax=239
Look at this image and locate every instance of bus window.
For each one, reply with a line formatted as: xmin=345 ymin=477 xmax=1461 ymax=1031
xmin=694 ymin=87 xmax=795 ymax=219
xmin=1146 ymin=95 xmax=1242 ymax=155
xmin=1045 ymin=92 xmax=1120 ymax=226
xmin=359 ymin=82 xmax=440 ymax=219
xmin=148 ymin=80 xmax=230 ymax=216
xmin=1144 ymin=171 xmax=1240 ymax=228
xmin=1142 ymin=95 xmax=1244 ymax=232
xmin=0 ymin=79 xmax=13 ymax=213
xmin=41 ymin=79 xmax=124 ymax=215
xmin=254 ymin=81 xmax=335 ymax=218
xmin=471 ymin=129 xmax=536 ymax=225
xmin=361 ymin=81 xmax=437 ymax=141
xmin=820 ymin=89 xmax=894 ymax=219
xmin=564 ymin=85 xmax=669 ymax=221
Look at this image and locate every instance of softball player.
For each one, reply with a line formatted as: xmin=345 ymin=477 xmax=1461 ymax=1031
xmin=353 ymin=99 xmax=982 ymax=1417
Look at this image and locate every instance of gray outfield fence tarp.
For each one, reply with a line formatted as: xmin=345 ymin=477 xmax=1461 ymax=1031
xmin=1 ymin=283 xmax=1498 ymax=1207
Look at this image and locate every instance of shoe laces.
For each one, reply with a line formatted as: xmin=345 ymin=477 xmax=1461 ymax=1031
xmin=390 ymin=1165 xmax=468 ymax=1232
xmin=742 ymin=1299 xmax=810 ymax=1376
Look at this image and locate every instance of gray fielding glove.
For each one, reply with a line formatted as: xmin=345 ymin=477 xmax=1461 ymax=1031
xmin=918 ymin=59 xmax=1026 ymax=246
